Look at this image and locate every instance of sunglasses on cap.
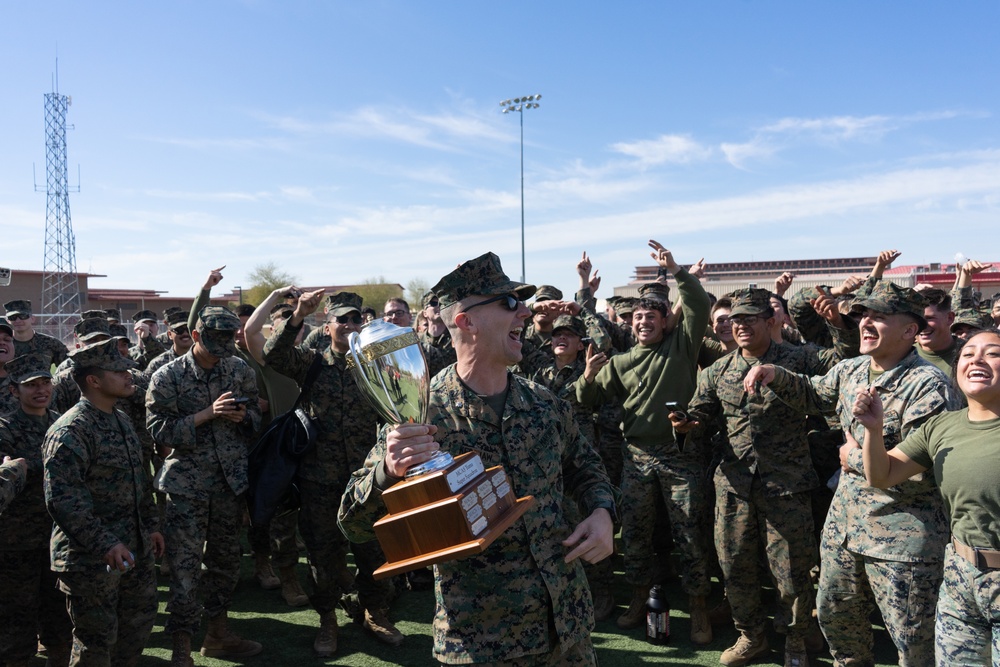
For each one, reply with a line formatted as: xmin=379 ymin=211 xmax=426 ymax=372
xmin=426 ymin=299 xmax=440 ymax=308
xmin=332 ymin=314 xmax=364 ymax=325
xmin=7 ymin=313 xmax=30 ymax=321
xmin=460 ymin=294 xmax=522 ymax=314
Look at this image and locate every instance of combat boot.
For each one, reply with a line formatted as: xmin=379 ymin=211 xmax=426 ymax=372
xmin=616 ymin=586 xmax=648 ymax=629
xmin=279 ymin=565 xmax=309 ymax=607
xmin=784 ymin=636 xmax=810 ymax=667
xmin=313 ymin=611 xmax=339 ymax=657
xmin=591 ymin=584 xmax=616 ymax=622
xmin=689 ymin=594 xmax=713 ymax=645
xmin=720 ymin=630 xmax=770 ymax=667
xmin=170 ymin=632 xmax=194 ymax=667
xmin=200 ymin=612 xmax=263 ymax=658
xmin=255 ymin=553 xmax=280 ymax=590
xmin=363 ymin=608 xmax=404 ymax=646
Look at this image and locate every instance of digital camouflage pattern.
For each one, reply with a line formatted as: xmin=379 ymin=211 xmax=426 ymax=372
xmin=0 ymin=457 xmax=25 ymax=514
xmin=339 ymin=366 xmax=617 ymax=664
xmin=431 ymin=251 xmax=536 ymax=310
xmin=418 ymin=328 xmax=457 ymax=377
xmin=13 ymin=330 xmax=69 ymax=369
xmin=765 ymin=349 xmax=960 ymax=665
xmin=0 ymin=375 xmax=16 ymax=417
xmin=0 ymin=407 xmax=72 ymax=663
xmin=128 ymin=333 xmax=166 ymax=371
xmin=850 ymin=280 xmax=929 ymax=329
xmin=935 ymin=545 xmax=1000 ymax=666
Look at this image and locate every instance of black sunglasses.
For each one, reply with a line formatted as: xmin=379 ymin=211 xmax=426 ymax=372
xmin=7 ymin=313 xmax=30 ymax=321
xmin=461 ymin=294 xmax=521 ymax=314
xmin=332 ymin=314 xmax=364 ymax=325
xmin=426 ymin=299 xmax=440 ymax=308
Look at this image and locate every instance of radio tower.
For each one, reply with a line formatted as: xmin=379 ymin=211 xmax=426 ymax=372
xmin=39 ymin=66 xmax=81 ymax=343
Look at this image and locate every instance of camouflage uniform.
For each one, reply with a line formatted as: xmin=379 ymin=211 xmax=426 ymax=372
xmin=766 ymin=338 xmax=960 ymax=666
xmin=339 ymin=364 xmax=617 ymax=664
xmin=128 ymin=310 xmax=166 ymax=371
xmin=0 ymin=370 xmax=72 ymax=663
xmin=263 ymin=311 xmax=392 ymax=618
xmin=576 ymin=269 xmax=711 ymax=597
xmin=43 ymin=339 xmax=159 ymax=667
xmin=13 ymin=332 xmax=69 ymax=369
xmin=147 ymin=309 xmax=261 ymax=637
xmin=0 ymin=457 xmax=26 ymax=514
xmin=0 ymin=374 xmax=16 ymax=416
xmin=419 ymin=328 xmax=457 ymax=378
xmin=687 ymin=288 xmax=857 ymax=641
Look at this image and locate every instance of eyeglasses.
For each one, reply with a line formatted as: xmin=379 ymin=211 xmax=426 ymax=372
xmin=332 ymin=314 xmax=364 ymax=325
xmin=730 ymin=315 xmax=761 ymax=327
xmin=460 ymin=294 xmax=522 ymax=314
xmin=7 ymin=313 xmax=29 ymax=321
xmin=384 ymin=310 xmax=409 ymax=319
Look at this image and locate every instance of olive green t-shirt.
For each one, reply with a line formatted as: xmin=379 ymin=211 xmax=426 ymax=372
xmin=897 ymin=409 xmax=1000 ymax=550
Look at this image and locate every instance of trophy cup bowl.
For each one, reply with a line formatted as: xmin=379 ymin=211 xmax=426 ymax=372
xmin=347 ymin=320 xmax=534 ymax=580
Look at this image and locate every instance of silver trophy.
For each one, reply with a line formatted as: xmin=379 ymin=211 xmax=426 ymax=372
xmin=347 ymin=320 xmax=453 ymax=478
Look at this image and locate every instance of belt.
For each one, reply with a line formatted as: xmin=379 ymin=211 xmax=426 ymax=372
xmin=953 ymin=537 xmax=1000 ymax=570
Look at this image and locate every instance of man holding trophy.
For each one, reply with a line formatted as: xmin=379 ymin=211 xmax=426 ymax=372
xmin=339 ymin=252 xmax=618 ymax=666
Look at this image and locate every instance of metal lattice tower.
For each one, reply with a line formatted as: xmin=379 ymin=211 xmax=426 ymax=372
xmin=40 ymin=80 xmax=81 ymax=342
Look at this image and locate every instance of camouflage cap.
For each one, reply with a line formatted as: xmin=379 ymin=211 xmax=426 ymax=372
xmin=326 ymin=292 xmax=364 ymax=317
xmin=421 ymin=291 xmax=439 ymax=309
xmin=432 ymin=252 xmax=536 ymax=310
xmin=81 ymin=310 xmax=106 ymax=320
xmin=0 ymin=318 xmax=11 ymax=336
xmin=68 ymin=337 xmax=136 ymax=372
xmin=951 ymin=308 xmax=993 ymax=333
xmin=132 ymin=309 xmax=157 ymax=323
xmin=195 ymin=306 xmax=240 ymax=357
xmin=3 ymin=300 xmax=31 ymax=318
xmin=551 ymin=314 xmax=586 ymax=338
xmin=163 ymin=306 xmax=184 ymax=319
xmin=104 ymin=308 xmax=121 ymax=321
xmin=729 ymin=288 xmax=775 ymax=317
xmin=615 ymin=296 xmax=638 ymax=316
xmin=74 ymin=317 xmax=111 ymax=342
xmin=850 ymin=281 xmax=929 ymax=330
xmin=534 ymin=285 xmax=563 ymax=302
xmin=268 ymin=303 xmax=294 ymax=321
xmin=5 ymin=354 xmax=52 ymax=384
xmin=166 ymin=310 xmax=190 ymax=329
xmin=108 ymin=323 xmax=129 ymax=338
xmin=638 ymin=281 xmax=671 ymax=303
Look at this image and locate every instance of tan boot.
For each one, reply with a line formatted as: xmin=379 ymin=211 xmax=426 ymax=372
xmin=689 ymin=594 xmax=713 ymax=645
xmin=200 ymin=612 xmax=263 ymax=658
xmin=616 ymin=586 xmax=648 ymax=629
xmin=720 ymin=630 xmax=770 ymax=667
xmin=313 ymin=611 xmax=339 ymax=657
xmin=255 ymin=554 xmax=280 ymax=590
xmin=363 ymin=608 xmax=404 ymax=646
xmin=170 ymin=632 xmax=194 ymax=667
xmin=280 ymin=565 xmax=309 ymax=607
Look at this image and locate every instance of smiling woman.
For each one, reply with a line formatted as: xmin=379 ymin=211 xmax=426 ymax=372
xmin=853 ymin=328 xmax=1000 ymax=665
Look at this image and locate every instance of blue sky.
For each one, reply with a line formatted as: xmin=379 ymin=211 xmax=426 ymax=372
xmin=2 ymin=1 xmax=998 ymax=300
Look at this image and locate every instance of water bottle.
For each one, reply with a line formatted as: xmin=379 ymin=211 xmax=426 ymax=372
xmin=646 ymin=584 xmax=670 ymax=644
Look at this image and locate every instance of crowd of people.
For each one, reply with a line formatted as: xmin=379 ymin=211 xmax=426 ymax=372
xmin=0 ymin=243 xmax=998 ymax=667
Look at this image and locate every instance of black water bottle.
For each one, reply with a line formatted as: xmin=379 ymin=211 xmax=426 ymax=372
xmin=645 ymin=585 xmax=670 ymax=644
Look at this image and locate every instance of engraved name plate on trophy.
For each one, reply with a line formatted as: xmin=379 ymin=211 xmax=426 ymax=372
xmin=348 ymin=322 xmax=534 ymax=580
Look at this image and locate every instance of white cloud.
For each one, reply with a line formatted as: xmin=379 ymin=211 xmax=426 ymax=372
xmin=610 ymin=134 xmax=712 ymax=166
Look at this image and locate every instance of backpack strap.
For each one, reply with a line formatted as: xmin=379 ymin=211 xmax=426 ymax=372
xmin=292 ymin=352 xmax=324 ymax=410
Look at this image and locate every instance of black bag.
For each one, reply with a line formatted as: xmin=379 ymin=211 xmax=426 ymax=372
xmin=246 ymin=355 xmax=322 ymax=526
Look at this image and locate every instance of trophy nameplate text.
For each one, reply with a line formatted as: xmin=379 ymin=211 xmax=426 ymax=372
xmin=348 ymin=321 xmax=534 ymax=580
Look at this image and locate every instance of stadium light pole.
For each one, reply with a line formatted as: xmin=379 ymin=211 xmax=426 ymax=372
xmin=500 ymin=94 xmax=541 ymax=283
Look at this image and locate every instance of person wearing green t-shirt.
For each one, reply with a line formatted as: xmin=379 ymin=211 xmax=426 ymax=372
xmin=853 ymin=328 xmax=1000 ymax=665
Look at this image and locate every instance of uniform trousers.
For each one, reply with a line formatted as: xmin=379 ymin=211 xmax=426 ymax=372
xmin=0 ymin=548 xmax=72 ymax=661
xmin=935 ymin=543 xmax=1000 ymax=666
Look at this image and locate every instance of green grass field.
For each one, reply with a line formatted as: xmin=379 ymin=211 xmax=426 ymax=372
xmin=129 ymin=551 xmax=901 ymax=666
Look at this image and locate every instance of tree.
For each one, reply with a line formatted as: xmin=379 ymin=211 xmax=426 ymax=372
xmin=245 ymin=262 xmax=298 ymax=306
xmin=405 ymin=278 xmax=431 ymax=311
xmin=353 ymin=276 xmax=404 ymax=314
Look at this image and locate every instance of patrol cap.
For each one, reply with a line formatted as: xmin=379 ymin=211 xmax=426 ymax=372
xmin=132 ymin=310 xmax=157 ymax=324
xmin=850 ymin=281 xmax=928 ymax=331
xmin=81 ymin=310 xmax=106 ymax=320
xmin=67 ymin=337 xmax=136 ymax=372
xmin=729 ymin=288 xmax=775 ymax=317
xmin=75 ymin=317 xmax=111 ymax=342
xmin=3 ymin=300 xmax=31 ymax=318
xmin=421 ymin=291 xmax=439 ymax=309
xmin=615 ymin=297 xmax=638 ymax=316
xmin=268 ymin=303 xmax=294 ymax=321
xmin=637 ymin=282 xmax=671 ymax=303
xmin=166 ymin=310 xmax=190 ymax=330
xmin=105 ymin=308 xmax=122 ymax=321
xmin=534 ymin=285 xmax=563 ymax=303
xmin=195 ymin=306 xmax=240 ymax=357
xmin=326 ymin=292 xmax=363 ymax=317
xmin=109 ymin=323 xmax=130 ymax=338
xmin=951 ymin=308 xmax=992 ymax=333
xmin=163 ymin=306 xmax=184 ymax=319
xmin=551 ymin=314 xmax=586 ymax=338
xmin=432 ymin=252 xmax=536 ymax=310
xmin=0 ymin=318 xmax=11 ymax=336
xmin=5 ymin=354 xmax=52 ymax=384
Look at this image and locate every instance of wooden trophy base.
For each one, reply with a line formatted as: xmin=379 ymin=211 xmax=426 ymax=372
xmin=371 ymin=452 xmax=535 ymax=580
